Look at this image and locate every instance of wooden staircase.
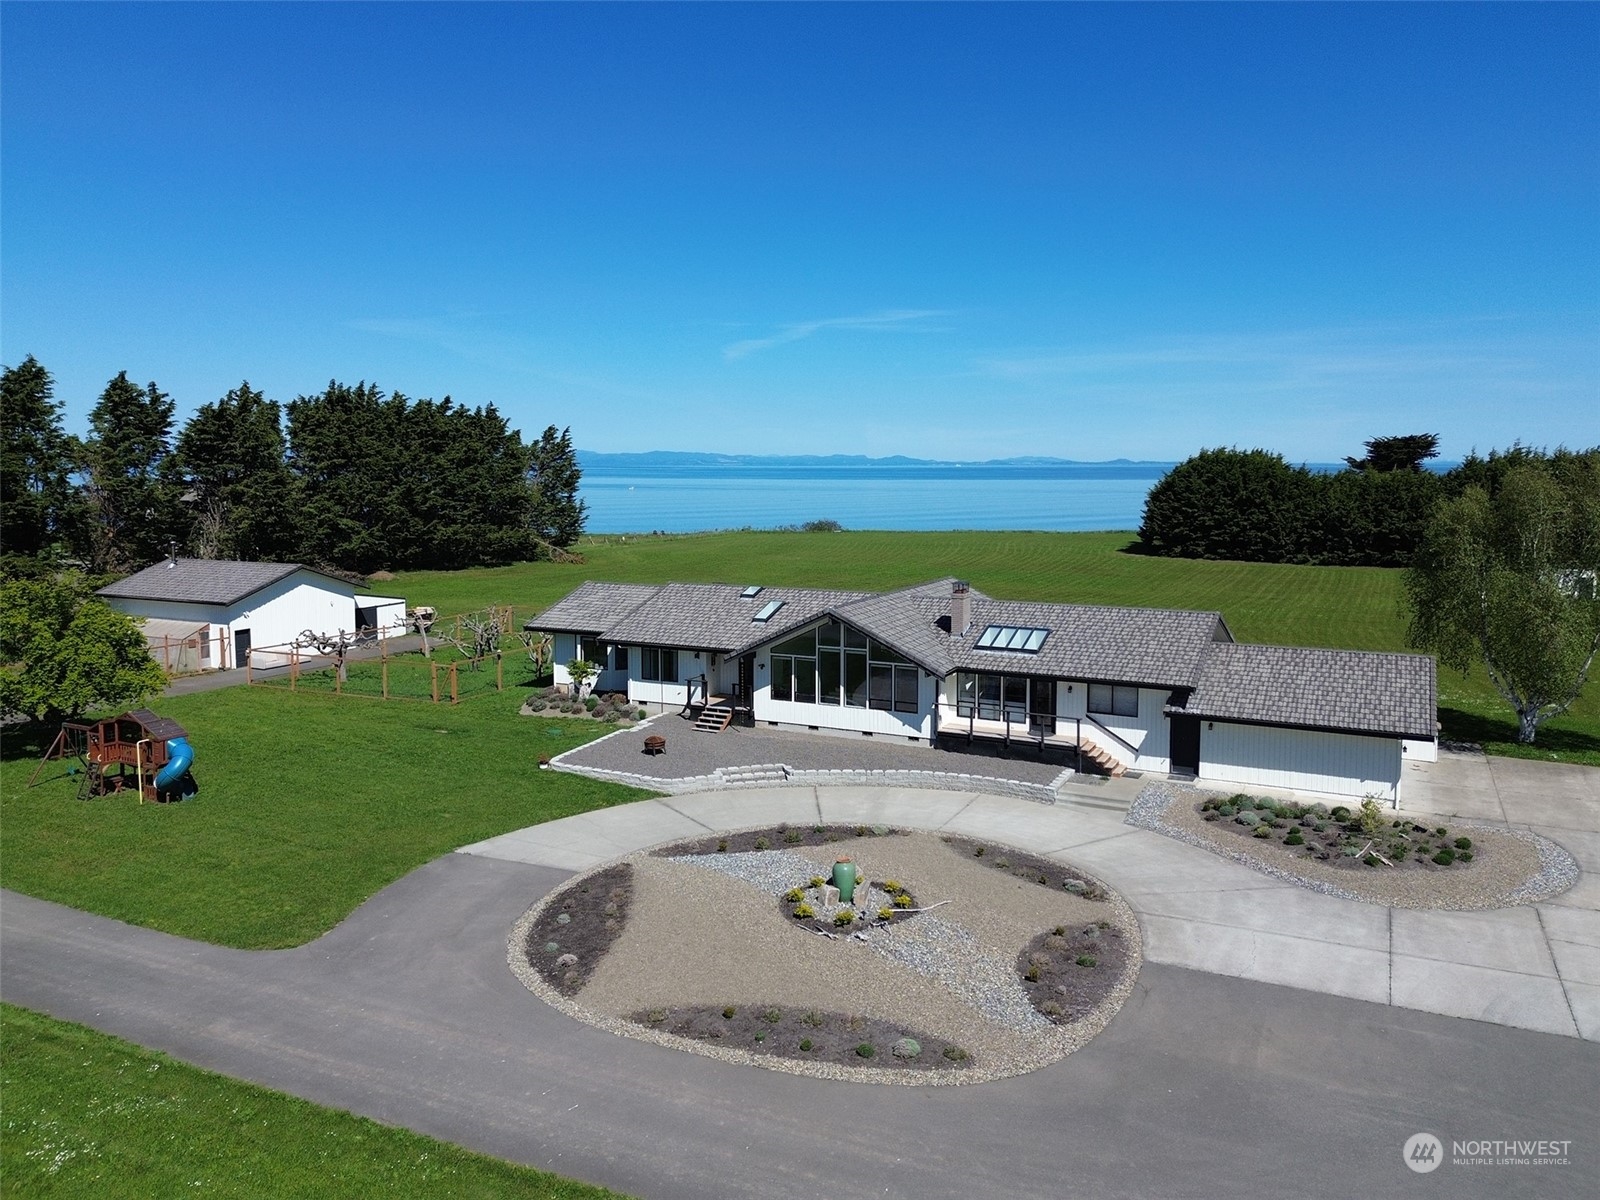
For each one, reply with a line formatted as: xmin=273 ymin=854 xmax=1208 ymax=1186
xmin=694 ymin=704 xmax=733 ymax=733
xmin=1077 ymin=737 xmax=1127 ymax=777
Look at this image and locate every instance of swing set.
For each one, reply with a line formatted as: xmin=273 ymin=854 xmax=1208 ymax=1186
xmin=29 ymin=709 xmax=199 ymax=803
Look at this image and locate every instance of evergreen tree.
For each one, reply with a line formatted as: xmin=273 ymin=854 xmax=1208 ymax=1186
xmin=1137 ymin=448 xmax=1314 ymax=563
xmin=527 ymin=425 xmax=587 ymax=549
xmin=285 ymin=381 xmax=407 ymax=573
xmin=79 ymin=372 xmax=182 ymax=573
xmin=175 ymin=382 xmax=299 ymax=560
xmin=1 ymin=356 xmax=80 ymax=563
xmin=1343 ymin=433 xmax=1441 ymax=472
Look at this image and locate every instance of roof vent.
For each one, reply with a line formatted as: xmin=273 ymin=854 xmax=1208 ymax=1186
xmin=752 ymin=599 xmax=785 ymax=623
xmin=740 ymin=585 xmax=763 ymax=599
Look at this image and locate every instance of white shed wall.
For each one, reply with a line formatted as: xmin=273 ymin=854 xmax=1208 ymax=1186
xmin=1200 ymin=722 xmax=1403 ymax=802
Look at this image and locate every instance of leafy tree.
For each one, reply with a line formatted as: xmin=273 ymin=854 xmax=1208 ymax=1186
xmin=0 ymin=574 xmax=167 ymax=723
xmin=526 ymin=425 xmax=587 ymax=549
xmin=79 ymin=372 xmax=182 ymax=573
xmin=1 ymin=356 xmax=81 ymax=563
xmin=1406 ymin=458 xmax=1600 ymax=743
xmin=1344 ymin=433 xmax=1441 ymax=472
xmin=175 ymin=382 xmax=299 ymax=560
xmin=1137 ymin=448 xmax=1315 ymax=563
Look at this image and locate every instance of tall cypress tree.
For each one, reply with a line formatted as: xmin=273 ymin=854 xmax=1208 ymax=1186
xmin=1 ymin=356 xmax=80 ymax=564
xmin=526 ymin=425 xmax=587 ymax=549
xmin=175 ymin=382 xmax=300 ymax=561
xmin=79 ymin=372 xmax=181 ymax=573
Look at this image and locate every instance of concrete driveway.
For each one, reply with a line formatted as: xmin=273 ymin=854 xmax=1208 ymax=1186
xmin=462 ymin=778 xmax=1599 ymax=1041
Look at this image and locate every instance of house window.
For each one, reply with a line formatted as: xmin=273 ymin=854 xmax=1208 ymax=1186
xmin=577 ymin=634 xmax=604 ymax=665
xmin=1088 ymin=684 xmax=1139 ymax=718
xmin=769 ymin=621 xmax=920 ymax=710
xmin=956 ymin=671 xmax=1045 ymax=724
xmin=641 ymin=647 xmax=678 ymax=682
xmin=612 ymin=645 xmax=628 ymax=671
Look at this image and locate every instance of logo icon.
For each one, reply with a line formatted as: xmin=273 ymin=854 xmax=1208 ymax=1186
xmin=1404 ymin=1133 xmax=1444 ymax=1173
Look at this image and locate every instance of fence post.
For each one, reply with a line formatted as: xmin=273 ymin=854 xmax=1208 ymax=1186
xmin=496 ymin=654 xmax=504 ymax=692
xmin=431 ymin=660 xmax=439 ymax=703
xmin=335 ymin=660 xmax=343 ymax=696
xmin=291 ymin=648 xmax=299 ymax=692
xmin=245 ymin=647 xmax=252 ymax=685
xmin=382 ymin=659 xmax=389 ymax=699
xmin=450 ymin=662 xmax=459 ymax=704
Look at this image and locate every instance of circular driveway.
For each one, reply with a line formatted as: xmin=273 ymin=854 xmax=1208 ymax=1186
xmin=5 ymin=784 xmax=1596 ymax=1199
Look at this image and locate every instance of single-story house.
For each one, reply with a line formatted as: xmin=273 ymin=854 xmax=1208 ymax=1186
xmin=98 ymin=557 xmax=407 ymax=671
xmin=529 ymin=577 xmax=1437 ymax=802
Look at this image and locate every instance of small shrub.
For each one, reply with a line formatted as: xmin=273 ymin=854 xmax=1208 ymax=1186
xmin=854 ymin=825 xmax=868 ymax=837
xmin=1459 ymin=850 xmax=1474 ymax=862
xmin=530 ymin=699 xmax=548 ymax=711
xmin=855 ymin=1043 xmax=875 ymax=1059
xmin=1217 ymin=805 xmax=1237 ymax=818
xmin=799 ymin=1038 xmax=813 ymax=1051
xmin=716 ymin=838 xmax=728 ymax=853
xmin=762 ymin=1007 xmax=782 ymax=1024
xmin=892 ymin=894 xmax=911 ymax=908
xmin=584 ymin=696 xmax=600 ymax=712
xmin=833 ymin=911 xmax=855 ymax=927
xmin=1024 ymin=963 xmax=1040 ymax=982
xmin=1435 ymin=827 xmax=1448 ymax=836
xmin=883 ymin=879 xmax=903 ymax=893
xmin=1362 ymin=854 xmax=1380 ymax=867
xmin=1076 ymin=955 xmax=1097 ymax=968
xmin=783 ymin=887 xmax=805 ymax=903
xmin=722 ymin=1006 xmax=738 ymax=1019
xmin=879 ymin=906 xmax=896 ymax=920
xmin=754 ymin=1031 xmax=766 ymax=1043
xmin=1330 ymin=806 xmax=1352 ymax=822
xmin=1253 ymin=827 xmax=1273 ymax=838
xmin=637 ymin=709 xmax=648 ymax=720
xmin=646 ymin=1008 xmax=667 ymax=1024
xmin=1454 ymin=836 xmax=1473 ymax=850
xmin=1052 ymin=925 xmax=1067 ymax=936
xmin=1041 ymin=1000 xmax=1064 ymax=1017
xmin=972 ymin=846 xmax=985 ymax=857
xmin=942 ymin=1046 xmax=968 ymax=1062
xmin=994 ymin=858 xmax=1010 ymax=869
xmin=1432 ymin=849 xmax=1456 ymax=866
xmin=1284 ymin=832 xmax=1304 ymax=846
xmin=801 ymin=1009 xmax=824 ymax=1027
xmin=792 ymin=903 xmax=815 ymax=919
xmin=809 ymin=876 xmax=826 ymax=888
xmin=752 ymin=837 xmax=770 ymax=851
xmin=783 ymin=830 xmax=802 ymax=844
xmin=1236 ymin=812 xmax=1261 ymax=827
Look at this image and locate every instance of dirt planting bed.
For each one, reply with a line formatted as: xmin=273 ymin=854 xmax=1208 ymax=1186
xmin=524 ymin=863 xmax=633 ymax=996
xmin=630 ymin=1004 xmax=972 ymax=1072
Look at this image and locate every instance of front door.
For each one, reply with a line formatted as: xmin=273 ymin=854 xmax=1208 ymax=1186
xmin=738 ymin=653 xmax=755 ymax=709
xmin=1029 ymin=678 xmax=1057 ymax=735
xmin=234 ymin=627 xmax=252 ymax=670
xmin=1170 ymin=715 xmax=1200 ymax=776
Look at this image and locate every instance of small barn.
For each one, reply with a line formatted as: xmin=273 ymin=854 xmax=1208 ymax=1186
xmin=98 ymin=557 xmax=406 ymax=671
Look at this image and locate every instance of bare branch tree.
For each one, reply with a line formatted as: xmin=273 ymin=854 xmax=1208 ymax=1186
xmin=290 ymin=628 xmax=362 ymax=684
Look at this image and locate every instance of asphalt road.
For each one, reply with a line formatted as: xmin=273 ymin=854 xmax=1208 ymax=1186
xmin=3 ymin=853 xmax=1595 ymax=1200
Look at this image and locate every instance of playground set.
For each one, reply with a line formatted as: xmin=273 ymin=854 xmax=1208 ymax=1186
xmin=30 ymin=709 xmax=199 ymax=803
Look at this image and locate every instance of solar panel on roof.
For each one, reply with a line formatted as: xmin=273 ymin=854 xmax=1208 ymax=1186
xmin=974 ymin=624 xmax=1050 ymax=654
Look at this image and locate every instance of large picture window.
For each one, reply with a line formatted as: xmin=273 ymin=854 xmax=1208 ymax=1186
xmin=769 ymin=621 xmax=920 ymax=712
xmin=641 ymin=647 xmax=678 ymax=682
xmin=956 ymin=672 xmax=1053 ymax=728
xmin=1088 ymin=683 xmax=1139 ymax=718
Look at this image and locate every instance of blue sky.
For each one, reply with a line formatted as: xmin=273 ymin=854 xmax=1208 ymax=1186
xmin=3 ymin=2 xmax=1596 ymax=461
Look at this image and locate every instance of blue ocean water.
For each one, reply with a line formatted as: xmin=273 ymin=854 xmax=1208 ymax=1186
xmin=578 ymin=463 xmax=1173 ymax=534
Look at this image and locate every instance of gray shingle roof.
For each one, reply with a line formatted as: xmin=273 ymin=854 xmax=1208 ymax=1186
xmin=525 ymin=582 xmax=663 ymax=633
xmin=1176 ymin=642 xmax=1437 ymax=739
xmin=600 ymin=583 xmax=873 ymax=654
xmin=97 ymin=559 xmax=353 ymax=607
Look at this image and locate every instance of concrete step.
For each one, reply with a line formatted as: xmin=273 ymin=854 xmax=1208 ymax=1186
xmin=719 ymin=763 xmax=790 ymax=784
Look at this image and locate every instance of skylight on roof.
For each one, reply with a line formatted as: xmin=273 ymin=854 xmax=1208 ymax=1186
xmin=740 ymin=585 xmax=763 ymax=598
xmin=974 ymin=625 xmax=1050 ymax=653
xmin=752 ymin=599 xmax=785 ymax=623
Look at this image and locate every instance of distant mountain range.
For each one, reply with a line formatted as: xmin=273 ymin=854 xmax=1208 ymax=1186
xmin=575 ymin=451 xmax=1176 ymax=468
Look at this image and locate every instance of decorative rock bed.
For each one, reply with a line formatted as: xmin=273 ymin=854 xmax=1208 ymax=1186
xmin=509 ymin=825 xmax=1142 ymax=1085
xmin=1126 ymin=781 xmax=1579 ymax=910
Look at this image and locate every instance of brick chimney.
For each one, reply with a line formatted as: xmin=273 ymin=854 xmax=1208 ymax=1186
xmin=950 ymin=579 xmax=971 ymax=636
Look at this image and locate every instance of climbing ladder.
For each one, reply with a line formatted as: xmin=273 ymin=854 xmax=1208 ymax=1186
xmin=694 ymin=704 xmax=734 ymax=733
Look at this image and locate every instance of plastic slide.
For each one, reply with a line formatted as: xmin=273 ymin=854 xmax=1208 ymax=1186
xmin=154 ymin=737 xmax=198 ymax=798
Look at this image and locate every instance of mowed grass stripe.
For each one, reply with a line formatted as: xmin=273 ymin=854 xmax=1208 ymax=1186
xmin=0 ymin=1004 xmax=630 ymax=1199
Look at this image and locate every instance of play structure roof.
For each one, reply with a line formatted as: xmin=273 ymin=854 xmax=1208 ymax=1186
xmin=116 ymin=709 xmax=190 ymax=741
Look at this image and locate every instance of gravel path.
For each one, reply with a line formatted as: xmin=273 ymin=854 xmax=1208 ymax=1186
xmin=1126 ymin=781 xmax=1580 ymax=910
xmin=508 ymin=832 xmax=1141 ymax=1085
xmin=556 ymin=718 xmax=1076 ymax=785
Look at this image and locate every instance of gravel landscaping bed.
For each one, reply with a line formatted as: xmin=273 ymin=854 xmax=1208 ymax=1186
xmin=508 ymin=829 xmax=1142 ymax=1085
xmin=1126 ymin=781 xmax=1580 ymax=910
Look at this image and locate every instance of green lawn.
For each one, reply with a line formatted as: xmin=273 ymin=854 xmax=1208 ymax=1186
xmin=392 ymin=529 xmax=1599 ymax=764
xmin=0 ymin=1004 xmax=629 ymax=1199
xmin=0 ymin=688 xmax=651 ymax=948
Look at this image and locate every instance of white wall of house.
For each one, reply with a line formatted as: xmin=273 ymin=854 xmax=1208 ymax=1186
xmin=1401 ymin=737 xmax=1438 ymax=762
xmin=1055 ymin=682 xmax=1172 ymax=771
xmin=106 ymin=570 xmax=387 ymax=670
xmin=1199 ymin=721 xmax=1404 ymax=802
xmin=752 ymin=644 xmax=935 ymax=739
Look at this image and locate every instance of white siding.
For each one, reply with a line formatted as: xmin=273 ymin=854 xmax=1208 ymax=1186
xmin=1402 ymin=738 xmax=1438 ymax=763
xmin=1055 ymin=681 xmax=1171 ymax=771
xmin=1200 ymin=722 xmax=1403 ymax=802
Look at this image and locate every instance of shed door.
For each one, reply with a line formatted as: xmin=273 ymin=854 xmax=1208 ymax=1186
xmin=1170 ymin=715 xmax=1201 ymax=776
xmin=234 ymin=628 xmax=252 ymax=669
